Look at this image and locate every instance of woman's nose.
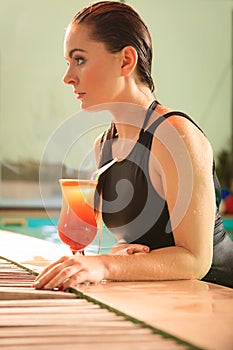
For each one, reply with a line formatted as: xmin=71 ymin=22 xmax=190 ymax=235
xmin=63 ymin=66 xmax=78 ymax=85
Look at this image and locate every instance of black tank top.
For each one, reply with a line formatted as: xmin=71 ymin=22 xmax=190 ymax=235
xmin=100 ymin=101 xmax=226 ymax=250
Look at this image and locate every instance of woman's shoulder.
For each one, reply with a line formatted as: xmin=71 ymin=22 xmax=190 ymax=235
xmin=151 ymin=107 xmax=213 ymax=163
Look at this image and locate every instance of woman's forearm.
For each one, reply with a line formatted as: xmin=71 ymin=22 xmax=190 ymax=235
xmin=33 ymin=245 xmax=211 ymax=290
xmin=102 ymin=246 xmax=210 ymax=281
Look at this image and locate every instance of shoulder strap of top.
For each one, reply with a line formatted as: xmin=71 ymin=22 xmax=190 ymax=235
xmin=147 ymin=111 xmax=205 ymax=135
xmin=141 ymin=100 xmax=158 ymax=131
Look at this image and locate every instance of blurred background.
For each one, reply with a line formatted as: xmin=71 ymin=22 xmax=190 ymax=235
xmin=0 ymin=0 xmax=232 ymax=211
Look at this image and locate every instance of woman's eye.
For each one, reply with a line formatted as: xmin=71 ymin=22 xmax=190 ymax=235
xmin=74 ymin=57 xmax=85 ymax=65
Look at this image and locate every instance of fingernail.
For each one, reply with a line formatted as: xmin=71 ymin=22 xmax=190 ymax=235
xmin=45 ymin=285 xmax=52 ymax=290
xmin=33 ymin=281 xmax=41 ymax=289
xmin=143 ymin=247 xmax=149 ymax=251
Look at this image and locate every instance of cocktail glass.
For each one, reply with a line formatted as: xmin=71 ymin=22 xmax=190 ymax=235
xmin=58 ymin=179 xmax=98 ymax=255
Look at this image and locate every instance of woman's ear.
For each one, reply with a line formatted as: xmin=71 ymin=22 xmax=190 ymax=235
xmin=120 ymin=46 xmax=138 ymax=77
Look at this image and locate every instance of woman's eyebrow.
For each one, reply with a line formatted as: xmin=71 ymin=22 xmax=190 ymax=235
xmin=68 ymin=48 xmax=86 ymax=58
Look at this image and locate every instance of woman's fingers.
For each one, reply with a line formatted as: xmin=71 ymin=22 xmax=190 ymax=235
xmin=34 ymin=263 xmax=64 ymax=289
xmin=109 ymin=244 xmax=150 ymax=255
xmin=33 ymin=256 xmax=68 ymax=282
xmin=34 ymin=256 xmax=78 ymax=289
xmin=127 ymin=245 xmax=150 ymax=254
xmin=62 ymin=270 xmax=89 ymax=290
xmin=33 ymin=255 xmax=106 ymax=290
xmin=42 ymin=264 xmax=84 ymax=290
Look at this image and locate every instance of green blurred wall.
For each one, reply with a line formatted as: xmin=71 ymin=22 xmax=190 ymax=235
xmin=0 ymin=0 xmax=232 ymax=164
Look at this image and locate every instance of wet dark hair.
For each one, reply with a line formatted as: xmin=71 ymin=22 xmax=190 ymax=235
xmin=72 ymin=1 xmax=154 ymax=92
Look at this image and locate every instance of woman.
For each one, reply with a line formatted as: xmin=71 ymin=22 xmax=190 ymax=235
xmin=34 ymin=1 xmax=233 ymax=290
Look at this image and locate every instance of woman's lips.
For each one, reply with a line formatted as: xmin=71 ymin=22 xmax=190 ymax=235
xmin=74 ymin=91 xmax=86 ymax=100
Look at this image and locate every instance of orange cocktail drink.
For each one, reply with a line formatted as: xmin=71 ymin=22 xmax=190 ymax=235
xmin=58 ymin=179 xmax=98 ymax=254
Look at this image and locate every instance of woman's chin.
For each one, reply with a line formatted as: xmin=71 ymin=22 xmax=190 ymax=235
xmin=83 ymin=102 xmax=110 ymax=113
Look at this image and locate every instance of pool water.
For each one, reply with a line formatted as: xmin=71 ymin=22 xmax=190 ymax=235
xmin=0 ymin=217 xmax=117 ymax=254
xmin=1 ymin=217 xmax=233 ymax=251
xmin=1 ymin=217 xmax=60 ymax=243
xmin=221 ymin=217 xmax=233 ymax=240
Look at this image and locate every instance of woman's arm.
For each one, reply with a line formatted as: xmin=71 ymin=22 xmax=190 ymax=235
xmin=148 ymin=114 xmax=215 ymax=279
xmin=104 ymin=115 xmax=215 ymax=282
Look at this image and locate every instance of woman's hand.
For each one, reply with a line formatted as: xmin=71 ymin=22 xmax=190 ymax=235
xmin=108 ymin=243 xmax=150 ymax=255
xmin=33 ymin=255 xmax=106 ymax=291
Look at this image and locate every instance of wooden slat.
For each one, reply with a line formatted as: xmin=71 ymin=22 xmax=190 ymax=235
xmin=0 ymin=258 xmax=189 ymax=350
xmin=0 ymin=287 xmax=77 ymax=300
xmin=0 ymin=334 xmax=184 ymax=348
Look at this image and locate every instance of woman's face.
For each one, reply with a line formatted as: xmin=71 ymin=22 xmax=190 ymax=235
xmin=63 ymin=24 xmax=124 ymax=109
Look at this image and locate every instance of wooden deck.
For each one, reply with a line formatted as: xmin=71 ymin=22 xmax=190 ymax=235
xmin=76 ymin=280 xmax=233 ymax=350
xmin=0 ymin=258 xmax=190 ymax=350
xmin=0 ymin=228 xmax=233 ymax=350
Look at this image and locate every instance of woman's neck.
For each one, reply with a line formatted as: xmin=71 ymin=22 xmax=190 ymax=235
xmin=111 ymin=96 xmax=155 ymax=139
